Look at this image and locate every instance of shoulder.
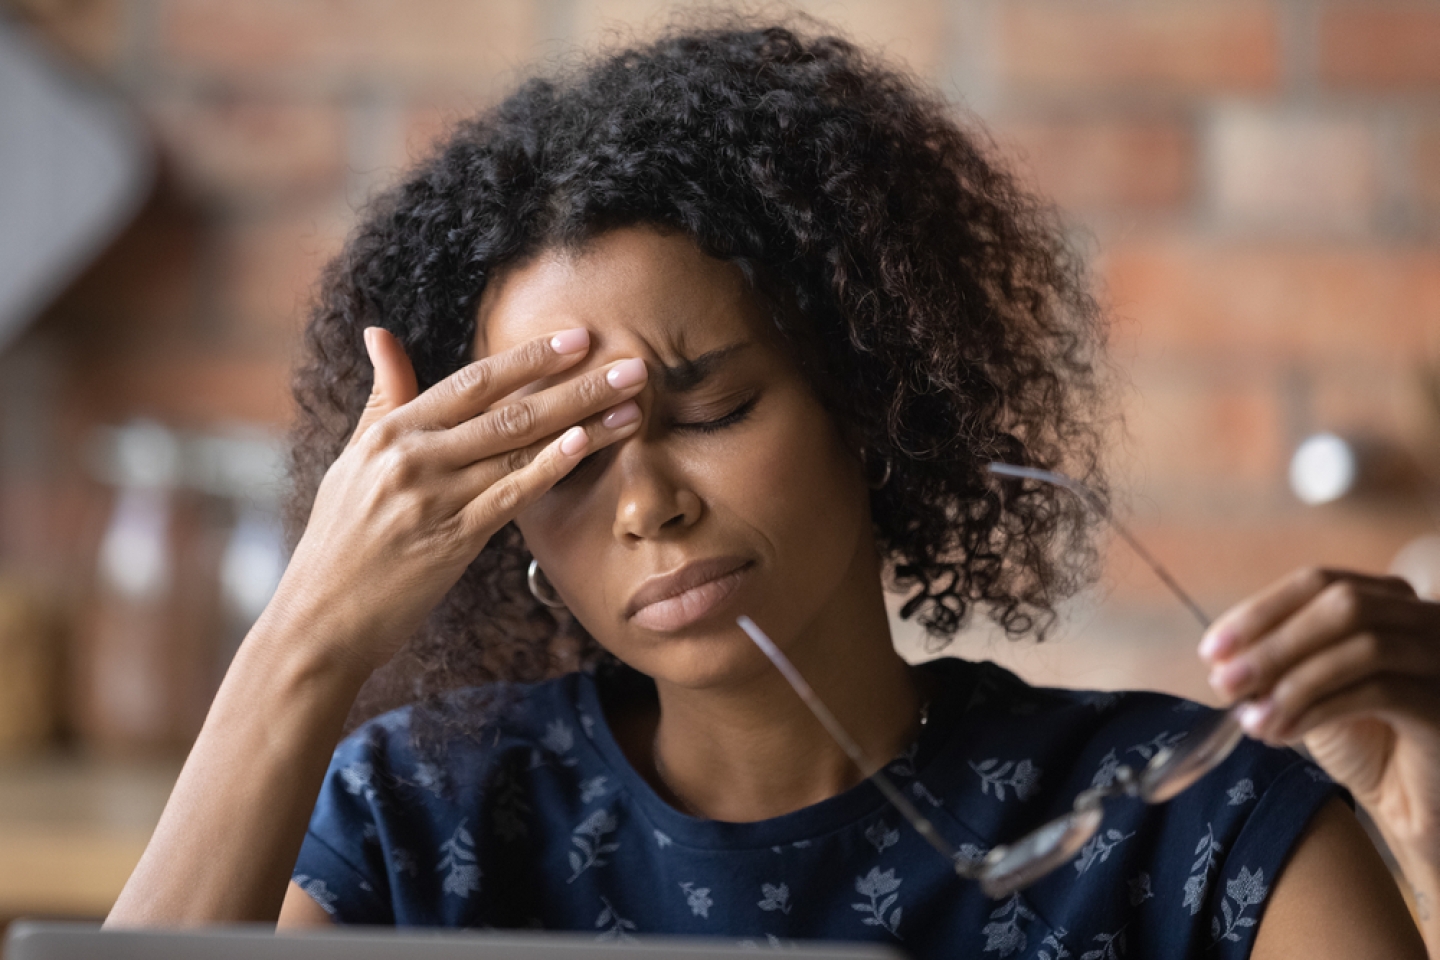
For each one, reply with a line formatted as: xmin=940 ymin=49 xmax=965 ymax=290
xmin=928 ymin=656 xmax=1225 ymax=771
xmin=923 ymin=658 xmax=1348 ymax=957
xmin=937 ymin=656 xmax=1338 ymax=839
xmin=328 ymin=672 xmax=597 ymax=796
xmin=1252 ymin=798 xmax=1426 ymax=960
xmin=294 ymin=671 xmax=605 ymax=924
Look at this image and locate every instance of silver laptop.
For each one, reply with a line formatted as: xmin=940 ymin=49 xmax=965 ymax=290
xmin=4 ymin=922 xmax=908 ymax=959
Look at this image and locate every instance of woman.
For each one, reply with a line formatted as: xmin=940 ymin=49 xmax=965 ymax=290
xmin=109 ymin=21 xmax=1439 ymax=958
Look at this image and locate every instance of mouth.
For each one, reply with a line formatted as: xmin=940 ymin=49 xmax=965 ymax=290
xmin=626 ymin=556 xmax=754 ymax=632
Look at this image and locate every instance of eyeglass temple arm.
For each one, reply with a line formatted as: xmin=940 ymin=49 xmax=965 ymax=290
xmin=735 ymin=616 xmax=981 ymax=877
xmin=736 ymin=465 xmax=1211 ymax=882
xmin=984 ymin=463 xmax=1211 ymax=631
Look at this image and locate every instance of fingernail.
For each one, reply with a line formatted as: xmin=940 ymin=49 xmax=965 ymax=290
xmin=550 ymin=328 xmax=589 ymax=355
xmin=1208 ymin=658 xmax=1253 ymax=696
xmin=363 ymin=326 xmax=378 ymax=352
xmin=606 ymin=358 xmax=648 ymax=389
xmin=560 ymin=426 xmax=588 ymax=456
xmin=1198 ymin=626 xmax=1237 ymax=661
xmin=1237 ymin=699 xmax=1272 ymax=735
xmin=602 ymin=401 xmax=640 ymax=429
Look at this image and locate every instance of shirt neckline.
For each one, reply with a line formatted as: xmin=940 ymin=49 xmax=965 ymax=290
xmin=564 ymin=657 xmax=978 ymax=851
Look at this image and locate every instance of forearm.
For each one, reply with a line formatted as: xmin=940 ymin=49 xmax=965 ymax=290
xmin=1389 ymin=843 xmax=1440 ymax=958
xmin=105 ymin=610 xmax=370 ymax=926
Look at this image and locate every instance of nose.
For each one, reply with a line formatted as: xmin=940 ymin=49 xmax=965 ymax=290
xmin=611 ymin=443 xmax=703 ymax=542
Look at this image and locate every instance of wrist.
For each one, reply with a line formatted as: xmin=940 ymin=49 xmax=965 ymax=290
xmin=1379 ymin=835 xmax=1440 ymax=941
xmin=243 ymin=589 xmax=381 ymax=692
xmin=1376 ymin=818 xmax=1440 ymax=884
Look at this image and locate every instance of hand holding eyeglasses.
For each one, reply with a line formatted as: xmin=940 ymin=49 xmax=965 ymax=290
xmin=1200 ymin=568 xmax=1440 ymax=922
xmin=739 ymin=463 xmax=1254 ymax=899
xmin=743 ymin=463 xmax=1440 ymax=920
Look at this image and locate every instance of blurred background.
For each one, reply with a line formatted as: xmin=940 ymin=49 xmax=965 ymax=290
xmin=0 ymin=0 xmax=1437 ymax=928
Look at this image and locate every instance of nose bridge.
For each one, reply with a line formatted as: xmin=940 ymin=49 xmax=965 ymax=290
xmin=611 ymin=438 xmax=700 ymax=541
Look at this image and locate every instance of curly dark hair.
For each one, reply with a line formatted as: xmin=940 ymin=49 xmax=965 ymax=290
xmin=287 ymin=16 xmax=1110 ymax=744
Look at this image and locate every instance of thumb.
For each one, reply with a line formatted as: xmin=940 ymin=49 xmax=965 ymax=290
xmin=349 ymin=327 xmax=420 ymax=446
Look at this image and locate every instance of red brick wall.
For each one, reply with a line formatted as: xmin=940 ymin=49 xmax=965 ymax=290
xmin=6 ymin=0 xmax=1440 ymax=705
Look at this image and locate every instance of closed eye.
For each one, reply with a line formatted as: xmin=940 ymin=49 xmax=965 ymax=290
xmin=674 ymin=396 xmax=757 ymax=434
xmin=554 ymin=396 xmax=758 ymax=488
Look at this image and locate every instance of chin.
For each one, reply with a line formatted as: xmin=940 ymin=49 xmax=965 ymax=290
xmin=610 ymin=622 xmax=774 ymax=691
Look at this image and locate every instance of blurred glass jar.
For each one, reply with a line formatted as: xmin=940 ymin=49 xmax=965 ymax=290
xmin=73 ymin=421 xmax=286 ymax=755
xmin=0 ymin=577 xmax=60 ymax=756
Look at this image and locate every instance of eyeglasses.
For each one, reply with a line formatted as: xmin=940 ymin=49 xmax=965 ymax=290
xmin=737 ymin=461 xmax=1247 ymax=899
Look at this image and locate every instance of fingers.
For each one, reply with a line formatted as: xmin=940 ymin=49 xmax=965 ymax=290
xmin=431 ymin=357 xmax=649 ymax=468
xmin=1263 ymin=676 xmax=1440 ymax=749
xmin=1195 ymin=567 xmax=1440 ymax=745
xmin=1200 ymin=567 xmax=1415 ymax=662
xmin=449 ymin=399 xmax=643 ymax=503
xmin=457 ymin=407 xmax=631 ymax=536
xmin=1237 ymin=632 xmax=1440 ymax=742
xmin=386 ymin=327 xmax=596 ymax=435
xmin=348 ymin=327 xmax=420 ymax=448
xmin=1306 ymin=676 xmax=1440 ymax=736
xmin=1264 ymin=675 xmax=1440 ymax=823
xmin=1207 ymin=577 xmax=1432 ymax=703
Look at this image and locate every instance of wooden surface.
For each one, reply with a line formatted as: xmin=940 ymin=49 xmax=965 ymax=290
xmin=0 ymin=754 xmax=178 ymax=918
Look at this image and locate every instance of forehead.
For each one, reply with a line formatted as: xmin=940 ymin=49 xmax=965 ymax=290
xmin=476 ymin=227 xmax=765 ymax=363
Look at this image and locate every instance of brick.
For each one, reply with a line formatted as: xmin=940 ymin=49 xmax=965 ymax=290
xmin=213 ymin=205 xmax=349 ymax=343
xmin=1210 ymin=110 xmax=1377 ymax=234
xmin=925 ymin=602 xmax=1221 ymax=701
xmin=0 ymin=477 xmax=99 ymax=590
xmin=1320 ymin=5 xmax=1440 ymax=91
xmin=995 ymin=115 xmax=1196 ymax=213
xmin=42 ymin=191 xmax=206 ymax=349
xmin=570 ymin=0 xmax=950 ymax=80
xmin=895 ymin=503 xmax=1427 ymax=695
xmin=75 ymin=349 xmax=295 ymax=425
xmin=797 ymin=0 xmax=950 ymax=81
xmin=12 ymin=0 xmax=129 ymax=74
xmin=889 ymin=592 xmax=1215 ymax=699
xmin=399 ymin=100 xmax=478 ymax=167
xmin=564 ymin=0 xmax=670 ymax=53
xmin=148 ymin=93 xmax=348 ymax=202
xmin=1416 ymin=123 xmax=1440 ymax=216
xmin=1105 ymin=511 xmax=1426 ymax=607
xmin=1304 ymin=357 xmax=1437 ymax=444
xmin=157 ymin=0 xmax=544 ymax=91
xmin=999 ymin=0 xmax=1280 ymax=96
xmin=1102 ymin=239 xmax=1440 ymax=363
xmin=1121 ymin=367 xmax=1287 ymax=494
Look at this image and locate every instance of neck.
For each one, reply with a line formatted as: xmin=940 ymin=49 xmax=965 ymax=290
xmin=645 ymin=563 xmax=921 ymax=822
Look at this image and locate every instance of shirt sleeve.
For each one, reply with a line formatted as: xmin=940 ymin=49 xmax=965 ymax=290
xmin=1203 ymin=747 xmax=1348 ymax=959
xmin=291 ymin=725 xmax=397 ymax=924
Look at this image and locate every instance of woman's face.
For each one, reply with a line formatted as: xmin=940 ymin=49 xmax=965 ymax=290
xmin=478 ymin=227 xmax=881 ymax=690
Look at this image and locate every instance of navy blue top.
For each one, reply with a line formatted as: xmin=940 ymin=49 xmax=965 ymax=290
xmin=293 ymin=658 xmax=1342 ymax=958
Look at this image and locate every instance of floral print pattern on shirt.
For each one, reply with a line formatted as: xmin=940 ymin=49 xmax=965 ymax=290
xmin=294 ymin=659 xmax=1341 ymax=958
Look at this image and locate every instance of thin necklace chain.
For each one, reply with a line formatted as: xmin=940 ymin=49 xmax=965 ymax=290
xmin=650 ymin=693 xmax=931 ymax=820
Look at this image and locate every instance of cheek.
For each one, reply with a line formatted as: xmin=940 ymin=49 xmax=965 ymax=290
xmin=513 ymin=497 xmax=592 ymax=570
xmin=741 ymin=400 xmax=869 ymax=559
xmin=513 ymin=477 xmax=625 ymax=618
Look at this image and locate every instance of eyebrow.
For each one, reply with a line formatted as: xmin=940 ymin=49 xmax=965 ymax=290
xmin=658 ymin=342 xmax=752 ymax=393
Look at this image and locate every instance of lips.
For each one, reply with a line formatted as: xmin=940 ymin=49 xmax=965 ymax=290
xmin=625 ymin=556 xmax=754 ymax=631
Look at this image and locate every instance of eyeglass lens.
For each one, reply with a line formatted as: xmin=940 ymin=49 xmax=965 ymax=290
xmin=735 ymin=462 xmax=1251 ymax=898
xmin=985 ymin=463 xmax=1247 ymax=802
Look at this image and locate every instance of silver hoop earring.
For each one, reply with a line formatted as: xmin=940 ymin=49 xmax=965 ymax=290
xmin=527 ymin=558 xmax=566 ymax=609
xmin=864 ymin=449 xmax=893 ymax=490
